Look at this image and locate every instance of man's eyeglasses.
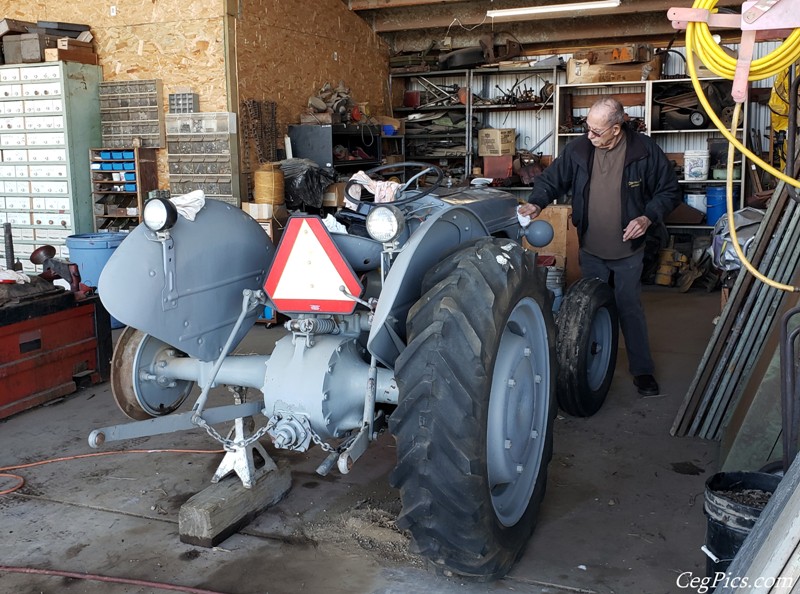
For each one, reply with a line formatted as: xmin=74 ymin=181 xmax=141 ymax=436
xmin=587 ymin=125 xmax=614 ymax=137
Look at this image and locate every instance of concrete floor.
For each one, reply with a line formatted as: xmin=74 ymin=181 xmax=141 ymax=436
xmin=0 ymin=286 xmax=721 ymax=594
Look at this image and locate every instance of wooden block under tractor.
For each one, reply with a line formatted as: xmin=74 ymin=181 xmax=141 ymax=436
xmin=179 ymin=459 xmax=292 ymax=547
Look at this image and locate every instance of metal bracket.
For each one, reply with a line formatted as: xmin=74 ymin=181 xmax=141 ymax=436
xmin=160 ymin=234 xmax=179 ymax=311
xmin=88 ymin=401 xmax=263 ymax=447
xmin=337 ymin=424 xmax=371 ymax=474
xmin=212 ymin=415 xmax=276 ymax=488
xmin=666 ymin=2 xmax=797 ymax=104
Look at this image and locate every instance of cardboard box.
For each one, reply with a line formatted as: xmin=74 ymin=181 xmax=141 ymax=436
xmin=478 ymin=128 xmax=516 ymax=157
xmin=256 ymin=205 xmax=290 ymax=245
xmin=323 ymin=181 xmax=347 ymax=208
xmin=522 ymin=204 xmax=580 ymax=288
xmin=242 ymin=201 xmax=276 ymax=220
xmin=44 ymin=47 xmax=98 ymax=65
xmin=566 ymin=55 xmax=662 ymax=84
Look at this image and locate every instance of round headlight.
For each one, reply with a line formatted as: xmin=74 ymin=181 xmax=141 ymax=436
xmin=143 ymin=197 xmax=178 ymax=232
xmin=366 ymin=205 xmax=405 ymax=243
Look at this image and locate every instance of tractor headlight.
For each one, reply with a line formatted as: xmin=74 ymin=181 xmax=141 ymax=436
xmin=143 ymin=197 xmax=178 ymax=232
xmin=366 ymin=205 xmax=405 ymax=243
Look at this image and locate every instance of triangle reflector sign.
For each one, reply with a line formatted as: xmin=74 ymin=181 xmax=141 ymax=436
xmin=265 ymin=216 xmax=363 ymax=314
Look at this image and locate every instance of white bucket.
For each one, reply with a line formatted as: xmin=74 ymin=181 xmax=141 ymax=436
xmin=685 ymin=192 xmax=707 ymax=213
xmin=684 ymin=150 xmax=710 ymax=181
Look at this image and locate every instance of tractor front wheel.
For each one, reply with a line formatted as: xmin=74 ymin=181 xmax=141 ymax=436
xmin=390 ymin=238 xmax=556 ymax=580
xmin=555 ymin=277 xmax=618 ymax=417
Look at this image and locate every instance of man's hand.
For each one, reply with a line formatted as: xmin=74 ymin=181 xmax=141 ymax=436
xmin=623 ymin=215 xmax=652 ymax=241
xmin=517 ymin=203 xmax=541 ymax=218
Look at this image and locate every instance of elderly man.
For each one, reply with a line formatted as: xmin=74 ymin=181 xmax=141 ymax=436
xmin=519 ymin=96 xmax=681 ymax=396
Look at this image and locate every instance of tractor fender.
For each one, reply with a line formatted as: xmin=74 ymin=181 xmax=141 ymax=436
xmin=367 ymin=205 xmax=489 ymax=368
xmin=99 ymin=199 xmax=275 ymax=361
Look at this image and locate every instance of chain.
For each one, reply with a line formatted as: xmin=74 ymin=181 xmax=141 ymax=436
xmin=193 ymin=413 xmax=272 ymax=452
xmin=309 ymin=428 xmax=337 ymax=453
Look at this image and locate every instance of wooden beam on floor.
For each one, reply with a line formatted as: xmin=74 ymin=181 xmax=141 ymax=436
xmin=179 ymin=460 xmax=292 ymax=548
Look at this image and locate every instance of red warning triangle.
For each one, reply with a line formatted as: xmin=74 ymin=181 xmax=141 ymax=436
xmin=265 ymin=216 xmax=363 ymax=314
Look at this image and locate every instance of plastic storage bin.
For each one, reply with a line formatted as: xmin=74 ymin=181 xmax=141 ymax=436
xmin=66 ymin=232 xmax=129 ymax=328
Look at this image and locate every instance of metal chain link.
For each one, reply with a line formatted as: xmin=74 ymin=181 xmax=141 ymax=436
xmin=193 ymin=414 xmax=272 ymax=452
xmin=193 ymin=411 xmax=350 ymax=455
xmin=309 ymin=429 xmax=337 ymax=453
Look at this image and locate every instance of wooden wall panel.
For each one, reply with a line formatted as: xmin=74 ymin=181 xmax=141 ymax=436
xmin=0 ymin=0 xmax=389 ymax=193
xmin=235 ymin=0 xmax=391 ymax=148
xmin=0 ymin=1 xmax=228 ymax=186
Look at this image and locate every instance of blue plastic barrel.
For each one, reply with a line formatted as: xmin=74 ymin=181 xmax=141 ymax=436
xmin=66 ymin=232 xmax=129 ymax=328
xmin=705 ymin=186 xmax=740 ymax=226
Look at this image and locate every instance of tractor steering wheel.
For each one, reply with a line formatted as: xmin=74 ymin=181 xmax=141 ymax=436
xmin=344 ymin=162 xmax=444 ymax=209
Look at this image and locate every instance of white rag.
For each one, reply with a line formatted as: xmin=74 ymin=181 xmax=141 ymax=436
xmin=171 ymin=189 xmax=206 ymax=221
xmin=0 ymin=268 xmax=31 ymax=283
xmin=345 ymin=171 xmax=401 ymax=210
xmin=322 ymin=214 xmax=347 ymax=234
xmin=516 ymin=205 xmax=531 ymax=228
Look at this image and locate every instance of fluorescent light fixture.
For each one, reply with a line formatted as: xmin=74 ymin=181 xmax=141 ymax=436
xmin=487 ymin=0 xmax=620 ymax=19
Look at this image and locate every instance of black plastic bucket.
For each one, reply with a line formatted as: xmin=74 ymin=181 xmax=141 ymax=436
xmin=703 ymin=471 xmax=781 ymax=577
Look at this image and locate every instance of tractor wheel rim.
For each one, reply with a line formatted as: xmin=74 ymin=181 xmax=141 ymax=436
xmin=487 ymin=297 xmax=550 ymax=527
xmin=586 ymin=307 xmax=613 ymax=392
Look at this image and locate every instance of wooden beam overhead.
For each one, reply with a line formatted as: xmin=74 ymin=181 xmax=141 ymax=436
xmin=346 ymin=0 xmax=746 ymax=34
xmin=342 ymin=0 xmax=756 ymax=57
xmin=348 ymin=0 xmax=472 ymax=9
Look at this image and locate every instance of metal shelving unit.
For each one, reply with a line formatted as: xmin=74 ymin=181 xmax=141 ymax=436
xmin=90 ymin=147 xmax=158 ymax=232
xmin=389 ymin=69 xmax=472 ymax=178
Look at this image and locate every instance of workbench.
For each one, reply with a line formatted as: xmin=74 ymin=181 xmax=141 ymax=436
xmin=0 ymin=281 xmax=111 ymax=419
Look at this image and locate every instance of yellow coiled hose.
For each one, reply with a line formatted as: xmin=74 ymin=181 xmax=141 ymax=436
xmin=685 ymin=0 xmax=800 ymax=292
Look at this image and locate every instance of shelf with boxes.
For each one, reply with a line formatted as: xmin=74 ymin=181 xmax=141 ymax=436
xmin=471 ymin=61 xmax=562 ymax=188
xmin=0 ymin=61 xmax=100 ymax=273
xmin=90 ymin=148 xmax=157 ymax=232
xmin=389 ymin=69 xmax=472 ymax=179
xmin=166 ymin=112 xmax=240 ymax=206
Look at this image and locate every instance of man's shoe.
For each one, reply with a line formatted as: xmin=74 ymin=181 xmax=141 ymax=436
xmin=634 ymin=374 xmax=660 ymax=396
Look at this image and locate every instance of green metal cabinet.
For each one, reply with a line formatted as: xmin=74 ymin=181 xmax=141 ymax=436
xmin=0 ymin=61 xmax=101 ymax=273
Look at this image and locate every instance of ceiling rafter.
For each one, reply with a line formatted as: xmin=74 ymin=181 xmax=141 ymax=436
xmin=348 ymin=0 xmax=473 ymax=9
xmin=342 ymin=0 xmax=748 ymax=47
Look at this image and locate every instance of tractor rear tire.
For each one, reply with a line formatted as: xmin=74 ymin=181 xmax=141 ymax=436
xmin=555 ymin=277 xmax=618 ymax=417
xmin=390 ymin=237 xmax=556 ymax=580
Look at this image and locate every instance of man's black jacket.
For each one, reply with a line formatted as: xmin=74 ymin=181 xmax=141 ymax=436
xmin=526 ymin=123 xmax=682 ymax=251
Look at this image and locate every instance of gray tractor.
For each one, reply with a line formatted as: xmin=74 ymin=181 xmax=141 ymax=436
xmin=90 ymin=163 xmax=618 ymax=580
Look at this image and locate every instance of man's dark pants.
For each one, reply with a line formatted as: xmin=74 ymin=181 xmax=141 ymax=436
xmin=578 ymin=249 xmax=655 ymax=377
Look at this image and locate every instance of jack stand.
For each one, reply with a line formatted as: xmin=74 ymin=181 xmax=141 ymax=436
xmin=180 ymin=389 xmax=292 ymax=547
xmin=211 ymin=415 xmax=273 ymax=489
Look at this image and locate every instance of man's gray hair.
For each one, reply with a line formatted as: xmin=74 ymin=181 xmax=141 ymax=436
xmin=590 ymin=97 xmax=625 ymax=126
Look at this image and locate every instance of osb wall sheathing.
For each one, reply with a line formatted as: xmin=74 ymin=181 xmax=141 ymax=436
xmin=235 ymin=0 xmax=390 ymax=171
xmin=1 ymin=0 xmax=389 ymax=193
xmin=0 ymin=1 xmax=229 ymax=186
